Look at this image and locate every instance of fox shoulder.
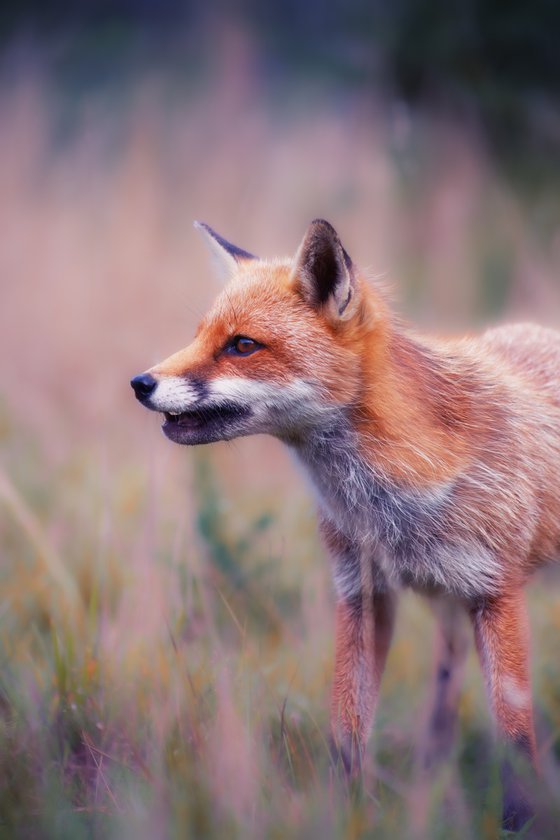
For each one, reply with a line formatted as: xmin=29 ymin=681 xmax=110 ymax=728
xmin=478 ymin=323 xmax=560 ymax=405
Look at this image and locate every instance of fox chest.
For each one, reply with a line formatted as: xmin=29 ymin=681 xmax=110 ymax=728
xmin=311 ymin=464 xmax=443 ymax=586
xmin=298 ymin=440 xmax=500 ymax=598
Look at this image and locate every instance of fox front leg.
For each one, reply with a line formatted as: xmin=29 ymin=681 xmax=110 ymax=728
xmin=471 ymin=589 xmax=538 ymax=831
xmin=330 ymin=591 xmax=396 ymax=775
xmin=322 ymin=520 xmax=396 ymax=775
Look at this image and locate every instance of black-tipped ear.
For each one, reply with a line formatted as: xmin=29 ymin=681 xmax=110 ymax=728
xmin=293 ymin=219 xmax=357 ymax=320
xmin=194 ymin=222 xmax=257 ymax=281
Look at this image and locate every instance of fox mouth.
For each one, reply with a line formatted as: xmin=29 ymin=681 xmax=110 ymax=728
xmin=162 ymin=402 xmax=252 ymax=444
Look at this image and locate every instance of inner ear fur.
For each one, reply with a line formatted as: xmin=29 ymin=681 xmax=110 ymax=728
xmin=194 ymin=221 xmax=257 ymax=281
xmin=293 ymin=219 xmax=357 ymax=321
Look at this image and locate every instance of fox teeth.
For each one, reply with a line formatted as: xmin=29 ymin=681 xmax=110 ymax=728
xmin=167 ymin=410 xmax=182 ymax=416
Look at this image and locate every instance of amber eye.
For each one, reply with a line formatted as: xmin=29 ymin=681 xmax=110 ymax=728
xmin=228 ymin=336 xmax=261 ymax=356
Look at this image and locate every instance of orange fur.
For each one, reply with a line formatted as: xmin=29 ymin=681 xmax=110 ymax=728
xmin=471 ymin=590 xmax=537 ymax=761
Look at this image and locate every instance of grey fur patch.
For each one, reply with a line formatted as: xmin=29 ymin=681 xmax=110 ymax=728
xmin=294 ymin=416 xmax=506 ymax=599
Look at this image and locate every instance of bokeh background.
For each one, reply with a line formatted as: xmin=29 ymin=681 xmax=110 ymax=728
xmin=1 ymin=3 xmax=560 ymax=837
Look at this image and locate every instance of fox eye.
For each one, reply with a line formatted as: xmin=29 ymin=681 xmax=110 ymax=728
xmin=227 ymin=336 xmax=261 ymax=356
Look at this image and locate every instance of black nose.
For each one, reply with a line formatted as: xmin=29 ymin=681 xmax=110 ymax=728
xmin=130 ymin=372 xmax=157 ymax=400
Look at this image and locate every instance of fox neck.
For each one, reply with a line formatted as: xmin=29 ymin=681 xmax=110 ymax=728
xmin=292 ymin=317 xmax=471 ymax=493
xmin=288 ymin=323 xmax=492 ymax=594
xmin=353 ymin=323 xmax=471 ymax=486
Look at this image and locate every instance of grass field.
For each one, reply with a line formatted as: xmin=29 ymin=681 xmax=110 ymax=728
xmin=1 ymin=64 xmax=560 ymax=838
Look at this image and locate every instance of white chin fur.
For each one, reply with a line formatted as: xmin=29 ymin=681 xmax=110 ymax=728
xmin=207 ymin=376 xmax=330 ymax=433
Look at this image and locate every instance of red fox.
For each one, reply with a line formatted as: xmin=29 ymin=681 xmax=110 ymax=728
xmin=131 ymin=220 xmax=560 ymax=829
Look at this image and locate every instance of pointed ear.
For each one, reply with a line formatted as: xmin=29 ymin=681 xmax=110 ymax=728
xmin=292 ymin=219 xmax=357 ymax=321
xmin=194 ymin=221 xmax=257 ymax=281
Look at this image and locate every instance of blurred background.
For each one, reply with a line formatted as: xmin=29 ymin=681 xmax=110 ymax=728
xmin=1 ymin=2 xmax=560 ymax=837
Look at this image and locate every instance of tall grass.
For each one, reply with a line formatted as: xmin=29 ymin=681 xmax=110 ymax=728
xmin=1 ymin=57 xmax=559 ymax=837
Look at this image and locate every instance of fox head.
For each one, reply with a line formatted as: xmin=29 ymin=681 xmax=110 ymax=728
xmin=131 ymin=220 xmax=382 ymax=447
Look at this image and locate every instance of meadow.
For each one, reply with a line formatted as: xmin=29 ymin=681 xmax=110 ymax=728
xmin=1 ymin=57 xmax=560 ymax=838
